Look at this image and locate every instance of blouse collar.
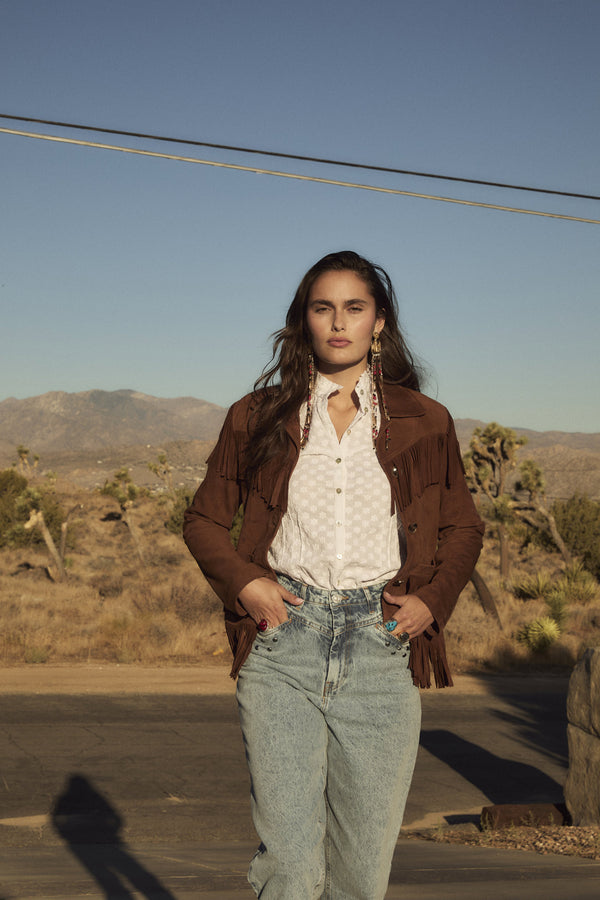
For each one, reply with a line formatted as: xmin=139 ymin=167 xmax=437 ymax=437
xmin=314 ymin=368 xmax=371 ymax=413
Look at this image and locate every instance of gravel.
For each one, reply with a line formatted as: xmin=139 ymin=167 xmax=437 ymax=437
xmin=410 ymin=825 xmax=600 ymax=860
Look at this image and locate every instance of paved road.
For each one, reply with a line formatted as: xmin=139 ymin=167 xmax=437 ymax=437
xmin=0 ymin=671 xmax=570 ymax=842
xmin=2 ymin=839 xmax=600 ymax=899
xmin=1 ymin=668 xmax=599 ymax=898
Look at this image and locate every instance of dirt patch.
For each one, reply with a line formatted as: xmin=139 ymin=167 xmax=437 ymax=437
xmin=0 ymin=664 xmax=236 ymax=694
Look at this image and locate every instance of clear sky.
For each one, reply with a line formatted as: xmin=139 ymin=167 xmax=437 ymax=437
xmin=1 ymin=0 xmax=598 ymax=432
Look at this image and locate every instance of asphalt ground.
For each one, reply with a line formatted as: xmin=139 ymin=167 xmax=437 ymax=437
xmin=1 ymin=666 xmax=599 ymax=898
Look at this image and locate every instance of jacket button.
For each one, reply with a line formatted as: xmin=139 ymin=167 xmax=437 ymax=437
xmin=408 ymin=523 xmax=418 ymax=534
xmin=392 ymin=465 xmax=398 ymax=477
xmin=392 ymin=579 xmax=405 ymax=586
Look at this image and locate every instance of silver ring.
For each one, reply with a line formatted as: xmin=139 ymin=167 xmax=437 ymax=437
xmin=399 ymin=631 xmax=410 ymax=643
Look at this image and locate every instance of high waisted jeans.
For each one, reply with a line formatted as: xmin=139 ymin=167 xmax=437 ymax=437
xmin=236 ymin=575 xmax=421 ymax=899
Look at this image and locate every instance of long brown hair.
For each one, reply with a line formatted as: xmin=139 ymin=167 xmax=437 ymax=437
xmin=244 ymin=250 xmax=422 ymax=478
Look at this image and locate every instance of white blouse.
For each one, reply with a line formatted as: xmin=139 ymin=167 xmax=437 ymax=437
xmin=268 ymin=370 xmax=403 ymax=590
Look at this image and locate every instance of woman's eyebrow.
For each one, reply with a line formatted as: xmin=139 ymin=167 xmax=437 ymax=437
xmin=309 ymin=298 xmax=368 ymax=306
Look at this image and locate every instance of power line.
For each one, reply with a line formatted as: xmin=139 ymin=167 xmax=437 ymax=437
xmin=2 ymin=126 xmax=599 ymax=226
xmin=1 ymin=112 xmax=598 ymax=203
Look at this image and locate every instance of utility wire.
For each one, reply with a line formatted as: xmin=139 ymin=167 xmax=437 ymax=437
xmin=1 ymin=112 xmax=598 ymax=203
xmin=2 ymin=126 xmax=599 ymax=226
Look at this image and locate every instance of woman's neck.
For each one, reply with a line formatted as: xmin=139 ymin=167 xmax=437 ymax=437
xmin=317 ymin=360 xmax=368 ymax=399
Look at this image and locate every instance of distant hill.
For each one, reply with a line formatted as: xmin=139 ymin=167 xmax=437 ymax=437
xmin=0 ymin=389 xmax=227 ymax=455
xmin=453 ymin=419 xmax=600 ymax=454
xmin=454 ymin=419 xmax=600 ymax=501
xmin=0 ymin=390 xmax=598 ymax=499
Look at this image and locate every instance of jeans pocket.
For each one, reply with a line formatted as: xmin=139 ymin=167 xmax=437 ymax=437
xmin=255 ymin=615 xmax=293 ymax=644
xmin=261 ymin=620 xmax=289 ymax=636
xmin=373 ymin=623 xmax=410 ymax=655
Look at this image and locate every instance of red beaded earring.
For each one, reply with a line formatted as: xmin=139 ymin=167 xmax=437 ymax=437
xmin=370 ymin=331 xmax=390 ymax=449
xmin=300 ymin=350 xmax=315 ymax=449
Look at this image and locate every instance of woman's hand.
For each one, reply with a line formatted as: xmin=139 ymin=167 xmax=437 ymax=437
xmin=236 ymin=577 xmax=304 ymax=627
xmin=382 ymin=591 xmax=434 ymax=640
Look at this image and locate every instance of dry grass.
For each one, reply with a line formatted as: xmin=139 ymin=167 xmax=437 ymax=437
xmin=443 ymin=536 xmax=600 ymax=675
xmin=0 ymin=488 xmax=229 ymax=665
xmin=1 ymin=482 xmax=599 ymax=670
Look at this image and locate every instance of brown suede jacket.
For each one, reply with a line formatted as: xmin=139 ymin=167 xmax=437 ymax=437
xmin=183 ymin=384 xmax=484 ymax=688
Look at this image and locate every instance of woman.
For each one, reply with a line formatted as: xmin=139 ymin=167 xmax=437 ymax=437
xmin=183 ymin=250 xmax=484 ymax=899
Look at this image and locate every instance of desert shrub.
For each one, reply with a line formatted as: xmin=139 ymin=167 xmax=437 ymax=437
xmin=558 ymin=561 xmax=598 ymax=605
xmin=165 ymin=488 xmax=193 ymax=534
xmin=170 ymin=582 xmax=221 ymax=618
xmin=101 ymin=468 xmax=141 ymax=506
xmin=553 ymin=494 xmax=600 ymax=579
xmin=517 ymin=616 xmax=561 ymax=652
xmin=0 ymin=468 xmax=27 ymax=498
xmin=512 ymin=571 xmax=553 ymax=600
xmin=90 ymin=574 xmax=124 ymax=598
xmin=0 ymin=470 xmax=28 ymax=545
xmin=544 ymin=589 xmax=569 ymax=628
xmin=132 ymin=582 xmax=221 ymax=622
xmin=0 ymin=470 xmax=65 ymax=548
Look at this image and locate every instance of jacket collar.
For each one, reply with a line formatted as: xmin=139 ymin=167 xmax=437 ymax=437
xmin=283 ymin=381 xmax=425 ymax=447
xmin=383 ymin=384 xmax=426 ymax=418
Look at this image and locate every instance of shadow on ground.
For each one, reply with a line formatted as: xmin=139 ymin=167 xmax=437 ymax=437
xmin=420 ymin=729 xmax=564 ymax=805
xmin=486 ymin=678 xmax=569 ymax=768
xmin=417 ymin=676 xmax=569 ymax=824
xmin=52 ymin=774 xmax=176 ymax=899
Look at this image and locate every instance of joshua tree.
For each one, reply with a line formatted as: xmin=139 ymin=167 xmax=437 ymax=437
xmin=101 ymin=468 xmax=146 ymax=564
xmin=463 ymin=422 xmax=526 ymax=577
xmin=148 ymin=451 xmax=174 ymax=492
xmin=514 ymin=459 xmax=571 ymax=563
xmin=23 ymin=509 xmax=66 ymax=581
xmin=16 ymin=445 xmax=30 ymax=474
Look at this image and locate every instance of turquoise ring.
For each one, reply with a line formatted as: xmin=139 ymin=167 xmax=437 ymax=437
xmin=384 ymin=620 xmax=397 ymax=633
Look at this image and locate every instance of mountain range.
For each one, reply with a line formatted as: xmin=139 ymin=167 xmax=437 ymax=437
xmin=0 ymin=389 xmax=226 ymax=455
xmin=1 ymin=389 xmax=598 ymax=500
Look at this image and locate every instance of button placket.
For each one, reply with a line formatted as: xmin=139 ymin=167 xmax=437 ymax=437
xmin=333 ymin=450 xmax=346 ymax=565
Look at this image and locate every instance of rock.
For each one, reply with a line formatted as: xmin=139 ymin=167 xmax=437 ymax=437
xmin=566 ymin=647 xmax=600 ymax=736
xmin=565 ymin=648 xmax=600 ymax=825
xmin=480 ymin=803 xmax=567 ymax=830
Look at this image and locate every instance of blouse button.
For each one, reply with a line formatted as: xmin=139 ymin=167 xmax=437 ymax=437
xmin=336 ymin=488 xmax=342 ymax=494
xmin=336 ymin=458 xmax=342 ymax=464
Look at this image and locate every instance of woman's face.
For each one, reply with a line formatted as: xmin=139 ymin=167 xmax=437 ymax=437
xmin=306 ymin=270 xmax=385 ymax=376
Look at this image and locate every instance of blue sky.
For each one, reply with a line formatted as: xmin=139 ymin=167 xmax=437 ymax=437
xmin=1 ymin=0 xmax=598 ymax=432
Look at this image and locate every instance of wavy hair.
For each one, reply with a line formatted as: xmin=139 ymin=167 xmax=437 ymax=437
xmin=244 ymin=250 xmax=422 ymax=478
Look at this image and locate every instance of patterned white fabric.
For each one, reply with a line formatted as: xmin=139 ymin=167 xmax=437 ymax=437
xmin=268 ymin=369 xmax=403 ymax=590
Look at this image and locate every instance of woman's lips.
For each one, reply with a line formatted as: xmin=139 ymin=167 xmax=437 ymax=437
xmin=327 ymin=339 xmax=351 ymax=347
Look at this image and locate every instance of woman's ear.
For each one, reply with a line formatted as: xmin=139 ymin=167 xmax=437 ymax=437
xmin=375 ymin=313 xmax=386 ymax=335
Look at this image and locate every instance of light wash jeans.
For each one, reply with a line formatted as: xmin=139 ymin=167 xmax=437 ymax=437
xmin=236 ymin=575 xmax=421 ymax=899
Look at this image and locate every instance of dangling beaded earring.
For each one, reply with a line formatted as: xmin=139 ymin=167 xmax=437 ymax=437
xmin=300 ymin=350 xmax=315 ymax=449
xmin=370 ymin=331 xmax=391 ymax=449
